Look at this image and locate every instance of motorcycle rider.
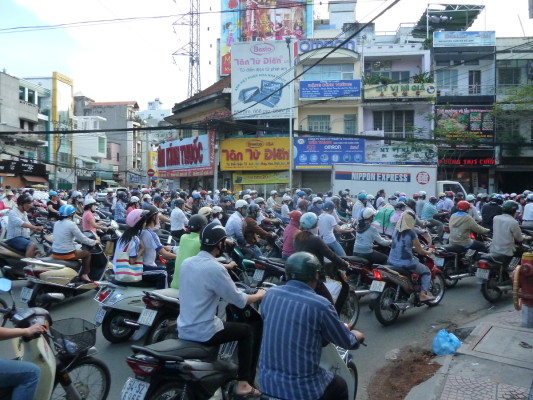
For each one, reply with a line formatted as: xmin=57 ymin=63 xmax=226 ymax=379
xmin=102 ymin=188 xmax=114 ymax=209
xmin=225 ymin=199 xmax=249 ymax=250
xmin=353 ymin=208 xmax=391 ymax=264
xmin=309 ymin=196 xmax=323 ymax=216
xmin=258 ymin=252 xmax=364 ymax=400
xmin=126 ymin=196 xmax=140 ymax=216
xmin=267 ymin=190 xmax=282 ymax=219
xmin=521 ymin=194 xmax=533 ymax=229
xmin=465 ymin=194 xmax=482 ymax=222
xmin=491 ymin=201 xmax=531 ymax=262
xmin=319 ymin=201 xmax=353 ymax=257
xmin=352 ymin=192 xmax=369 ymax=222
xmin=437 ymin=191 xmax=454 ymax=213
xmin=448 ymin=201 xmax=490 ymax=252
xmin=375 ymin=189 xmax=386 ymax=210
xmin=282 ymin=210 xmax=302 ymax=260
xmin=114 ymin=191 xmax=128 ymax=223
xmin=416 ymin=191 xmax=427 ymax=218
xmin=0 ymin=190 xmax=16 ymax=210
xmin=481 ymin=194 xmax=503 ymax=231
xmin=0 ymin=324 xmax=47 ymax=400
xmin=52 ymin=204 xmax=99 ymax=283
xmin=82 ymin=198 xmax=109 ymax=233
xmin=46 ymin=190 xmax=63 ymax=220
xmin=170 ymin=198 xmax=188 ymax=240
xmin=421 ymin=196 xmax=446 ymax=242
xmin=388 ymin=210 xmax=435 ymax=302
xmin=5 ymin=194 xmax=43 ymax=258
xmin=243 ymin=204 xmax=277 ymax=259
xmin=177 ymin=222 xmax=266 ymax=398
xmin=280 ymin=194 xmax=292 ymax=224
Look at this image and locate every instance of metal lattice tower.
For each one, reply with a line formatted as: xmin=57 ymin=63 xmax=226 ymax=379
xmin=173 ymin=0 xmax=201 ymax=98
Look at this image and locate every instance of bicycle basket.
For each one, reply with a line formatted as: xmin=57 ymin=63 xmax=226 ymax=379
xmin=50 ymin=318 xmax=97 ymax=355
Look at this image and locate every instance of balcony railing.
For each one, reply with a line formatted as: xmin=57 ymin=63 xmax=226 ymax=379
xmin=437 ymin=85 xmax=495 ymax=97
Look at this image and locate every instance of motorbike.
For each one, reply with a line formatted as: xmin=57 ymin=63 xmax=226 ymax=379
xmin=370 ymin=252 xmax=446 ymax=326
xmin=0 ymin=278 xmax=111 ymax=400
xmin=20 ymin=231 xmax=114 ymax=309
xmin=476 ymin=240 xmax=532 ymax=302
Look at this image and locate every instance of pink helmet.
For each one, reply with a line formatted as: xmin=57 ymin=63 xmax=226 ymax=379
xmin=126 ymin=209 xmax=145 ymax=227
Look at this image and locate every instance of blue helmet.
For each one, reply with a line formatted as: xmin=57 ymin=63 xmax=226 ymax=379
xmin=357 ymin=192 xmax=367 ymax=200
xmin=59 ymin=204 xmax=76 ymax=217
xmin=193 ymin=193 xmax=201 ymax=199
xmin=299 ymin=212 xmax=318 ymax=230
xmin=398 ymin=196 xmax=408 ymax=202
xmin=49 ymin=190 xmax=58 ymax=196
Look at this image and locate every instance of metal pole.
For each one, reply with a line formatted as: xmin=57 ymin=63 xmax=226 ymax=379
xmin=213 ymin=133 xmax=219 ymax=195
xmin=286 ymin=37 xmax=293 ymax=191
xmin=426 ymin=4 xmax=429 ymax=39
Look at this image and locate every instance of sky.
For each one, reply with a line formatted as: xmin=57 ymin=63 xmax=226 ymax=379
xmin=1 ymin=0 xmax=532 ymax=111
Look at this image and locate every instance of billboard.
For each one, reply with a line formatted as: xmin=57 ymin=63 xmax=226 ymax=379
xmin=220 ymin=137 xmax=289 ymax=170
xmin=364 ymin=83 xmax=436 ymax=99
xmin=157 ymin=133 xmax=215 ymax=178
xmin=435 ymin=106 xmax=494 ymax=141
xmin=294 ymin=137 xmax=365 ymax=169
xmin=233 ymin=171 xmax=289 ymax=184
xmin=220 ymin=0 xmax=313 ymax=75
xmin=299 ymin=80 xmax=361 ymax=100
xmin=433 ymin=31 xmax=496 ymax=47
xmin=231 ymin=41 xmax=294 ymax=120
xmin=365 ymin=144 xmax=438 ymax=165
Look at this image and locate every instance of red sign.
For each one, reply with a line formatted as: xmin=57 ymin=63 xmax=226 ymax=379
xmin=439 ymin=158 xmax=495 ymax=166
xmin=416 ymin=171 xmax=431 ymax=185
xmin=147 ymin=169 xmax=155 ymax=177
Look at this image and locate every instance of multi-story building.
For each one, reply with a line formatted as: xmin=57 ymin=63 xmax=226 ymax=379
xmin=0 ymin=71 xmax=50 ymax=188
xmin=73 ymin=116 xmax=108 ymax=190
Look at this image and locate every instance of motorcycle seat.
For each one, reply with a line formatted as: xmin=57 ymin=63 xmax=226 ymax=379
xmin=265 ymin=257 xmax=285 ymax=266
xmin=442 ymin=244 xmax=467 ymax=254
xmin=341 ymin=255 xmax=370 ymax=265
xmin=118 ymin=223 xmax=129 ymax=231
xmin=0 ymin=241 xmax=25 ymax=257
xmin=132 ymin=339 xmax=218 ymax=362
xmin=149 ymin=288 xmax=180 ymax=303
xmin=111 ymin=278 xmax=157 ymax=288
xmin=39 ymin=256 xmax=79 ymax=269
xmin=477 ymin=253 xmax=504 ymax=265
xmin=384 ymin=266 xmax=412 ymax=277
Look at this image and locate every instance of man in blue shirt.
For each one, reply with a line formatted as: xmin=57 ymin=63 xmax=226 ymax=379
xmin=421 ymin=196 xmax=445 ymax=242
xmin=259 ymin=252 xmax=364 ymax=400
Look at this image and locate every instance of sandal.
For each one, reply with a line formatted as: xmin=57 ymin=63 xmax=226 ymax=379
xmin=234 ymin=387 xmax=261 ymax=399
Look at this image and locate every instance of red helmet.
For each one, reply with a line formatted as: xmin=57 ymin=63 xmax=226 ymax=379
xmin=289 ymin=210 xmax=302 ymax=222
xmin=456 ymin=200 xmax=471 ymax=212
xmin=200 ymin=190 xmax=207 ymax=196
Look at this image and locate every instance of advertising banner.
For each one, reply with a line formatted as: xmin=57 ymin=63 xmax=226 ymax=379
xmin=220 ymin=0 xmax=313 ymax=75
xmin=364 ymin=83 xmax=436 ymax=99
xmin=0 ymin=160 xmax=46 ymax=176
xmin=438 ymin=150 xmax=495 ymax=167
xmin=298 ymin=38 xmax=356 ymax=55
xmin=294 ymin=137 xmax=365 ymax=169
xmin=433 ymin=31 xmax=496 ymax=47
xmin=231 ymin=41 xmax=294 ymax=120
xmin=157 ymin=132 xmax=215 ymax=178
xmin=365 ymin=144 xmax=438 ymax=165
xmin=220 ymin=137 xmax=289 ymax=170
xmin=299 ymin=80 xmax=361 ymax=99
xmin=435 ymin=106 xmax=494 ymax=141
xmin=233 ymin=170 xmax=289 ymax=184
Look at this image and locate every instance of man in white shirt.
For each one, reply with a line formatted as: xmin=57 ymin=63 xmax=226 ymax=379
xmin=170 ymin=198 xmax=189 ymax=240
xmin=318 ymin=201 xmax=353 ymax=256
xmin=521 ymin=195 xmax=533 ymax=229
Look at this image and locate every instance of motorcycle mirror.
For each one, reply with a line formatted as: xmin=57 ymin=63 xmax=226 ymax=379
xmin=0 ymin=278 xmax=12 ymax=292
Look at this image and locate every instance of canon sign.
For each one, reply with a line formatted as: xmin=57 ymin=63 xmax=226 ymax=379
xmin=250 ymin=43 xmax=275 ymax=56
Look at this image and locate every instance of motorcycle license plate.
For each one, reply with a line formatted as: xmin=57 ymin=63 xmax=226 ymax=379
xmin=252 ymin=269 xmax=265 ymax=282
xmin=20 ymin=287 xmax=33 ymax=303
xmin=120 ymin=377 xmax=149 ymax=400
xmin=435 ymin=257 xmax=445 ymax=267
xmin=476 ymin=268 xmax=490 ymax=280
xmin=95 ymin=308 xmax=107 ymax=324
xmin=443 ymin=233 xmax=450 ymax=240
xmin=370 ymin=280 xmax=386 ymax=292
xmin=137 ymin=308 xmax=158 ymax=326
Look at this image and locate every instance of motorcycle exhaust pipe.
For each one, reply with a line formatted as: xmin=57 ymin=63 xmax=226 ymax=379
xmin=122 ymin=319 xmax=141 ymax=329
xmin=495 ymin=285 xmax=512 ymax=292
xmin=447 ymin=273 xmax=472 ymax=280
xmin=354 ymin=289 xmax=371 ymax=296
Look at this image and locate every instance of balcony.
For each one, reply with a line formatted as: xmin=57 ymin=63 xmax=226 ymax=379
xmin=18 ymin=100 xmax=39 ymax=122
xmin=437 ymin=85 xmax=495 ymax=104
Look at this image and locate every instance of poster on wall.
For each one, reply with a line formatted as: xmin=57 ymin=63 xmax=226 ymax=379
xmin=220 ymin=0 xmax=313 ymax=75
xmin=433 ymin=31 xmax=496 ymax=47
xmin=365 ymin=144 xmax=438 ymax=165
xmin=231 ymin=41 xmax=294 ymax=120
xmin=435 ymin=106 xmax=494 ymax=142
xmin=294 ymin=137 xmax=365 ymax=169
xmin=220 ymin=137 xmax=289 ymax=170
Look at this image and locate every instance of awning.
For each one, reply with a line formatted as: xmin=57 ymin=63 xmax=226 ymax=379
xmin=76 ymin=156 xmax=97 ymax=164
xmin=101 ymin=180 xmax=118 ymax=185
xmin=23 ymin=175 xmax=48 ymax=183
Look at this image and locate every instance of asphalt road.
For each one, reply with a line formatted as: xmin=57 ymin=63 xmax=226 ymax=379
xmin=0 ymin=276 xmax=511 ymax=400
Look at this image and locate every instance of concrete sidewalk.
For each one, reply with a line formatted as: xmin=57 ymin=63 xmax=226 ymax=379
xmin=406 ymin=305 xmax=533 ymax=400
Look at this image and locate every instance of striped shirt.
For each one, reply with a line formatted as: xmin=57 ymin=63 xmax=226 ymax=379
xmin=140 ymin=228 xmax=164 ymax=267
xmin=258 ymin=280 xmax=359 ymax=400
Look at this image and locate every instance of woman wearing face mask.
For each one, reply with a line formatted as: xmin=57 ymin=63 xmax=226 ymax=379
xmin=82 ymin=198 xmax=108 ymax=233
xmin=52 ymin=205 xmax=99 ymax=283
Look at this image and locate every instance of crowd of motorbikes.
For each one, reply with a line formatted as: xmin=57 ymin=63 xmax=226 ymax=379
xmin=0 ymin=188 xmax=530 ymax=400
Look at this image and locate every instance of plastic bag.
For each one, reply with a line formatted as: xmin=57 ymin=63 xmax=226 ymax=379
xmin=324 ymin=277 xmax=342 ymax=303
xmin=432 ymin=329 xmax=461 ymax=355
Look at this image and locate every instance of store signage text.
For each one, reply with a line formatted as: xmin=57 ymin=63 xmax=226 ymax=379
xmin=298 ymin=39 xmax=356 ymax=54
xmin=439 ymin=158 xmax=495 ymax=166
xmin=220 ymin=137 xmax=290 ymax=170
xmin=364 ymin=83 xmax=436 ymax=99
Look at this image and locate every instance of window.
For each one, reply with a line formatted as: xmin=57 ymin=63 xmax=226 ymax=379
xmin=98 ymin=137 xmax=106 ymax=154
xmin=344 ymin=114 xmax=357 ymax=134
xmin=106 ymin=144 xmax=111 ymax=159
xmin=436 ymin=70 xmax=458 ymax=88
xmin=468 ymin=70 xmax=481 ymax=94
xmin=373 ymin=110 xmax=414 ymax=140
xmin=182 ymin=128 xmax=192 ymax=139
xmin=373 ymin=71 xmax=410 ymax=84
xmin=19 ymin=87 xmax=25 ymax=101
xmin=27 ymin=90 xmax=35 ymax=104
xmin=19 ymin=119 xmax=24 ymax=129
xmin=116 ymin=153 xmax=120 ymax=162
xmin=498 ymin=68 xmax=521 ymax=85
xmin=303 ymin=64 xmax=354 ymax=81
xmin=308 ymin=115 xmax=330 ymax=132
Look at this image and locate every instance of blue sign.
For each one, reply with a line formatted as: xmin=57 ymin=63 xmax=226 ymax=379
xmin=300 ymin=80 xmax=361 ymax=99
xmin=294 ymin=137 xmax=365 ymax=169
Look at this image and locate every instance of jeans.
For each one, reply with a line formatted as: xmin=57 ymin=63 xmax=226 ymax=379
xmin=403 ymin=262 xmax=431 ymax=292
xmin=0 ymin=359 xmax=41 ymax=400
xmin=319 ymin=374 xmax=348 ymax=400
xmin=249 ymin=244 xmax=263 ymax=260
xmin=466 ymin=240 xmax=487 ymax=253
xmin=5 ymin=237 xmax=31 ymax=252
xmin=171 ymin=229 xmax=185 ymax=241
xmin=327 ymin=241 xmax=346 ymax=257
xmin=353 ymin=250 xmax=388 ymax=265
xmin=426 ymin=219 xmax=444 ymax=239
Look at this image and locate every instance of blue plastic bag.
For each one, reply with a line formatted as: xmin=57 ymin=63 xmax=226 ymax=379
xmin=432 ymin=329 xmax=461 ymax=355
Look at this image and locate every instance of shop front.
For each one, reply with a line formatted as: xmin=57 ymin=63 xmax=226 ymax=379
xmin=437 ymin=150 xmax=496 ymax=194
xmin=0 ymin=160 xmax=48 ymax=189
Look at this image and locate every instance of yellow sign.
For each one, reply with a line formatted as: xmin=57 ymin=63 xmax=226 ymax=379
xmin=220 ymin=137 xmax=290 ymax=171
xmin=233 ymin=171 xmax=289 ymax=185
xmin=95 ymin=178 xmax=102 ymax=185
xmin=364 ymin=83 xmax=437 ymax=99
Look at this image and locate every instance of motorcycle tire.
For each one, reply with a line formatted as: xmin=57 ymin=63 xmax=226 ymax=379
xmin=0 ymin=298 xmax=7 ymax=310
xmin=339 ymin=289 xmax=360 ymax=328
xmin=442 ymin=260 xmax=459 ymax=288
xmin=27 ymin=284 xmax=52 ymax=310
xmin=147 ymin=382 xmax=191 ymax=400
xmin=347 ymin=361 xmax=359 ymax=400
xmin=426 ymin=274 xmax=446 ymax=307
xmin=50 ymin=356 xmax=111 ymax=400
xmin=481 ymin=277 xmax=503 ymax=302
xmin=101 ymin=310 xmax=136 ymax=343
xmin=374 ymin=286 xmax=400 ymax=326
xmin=144 ymin=314 xmax=178 ymax=345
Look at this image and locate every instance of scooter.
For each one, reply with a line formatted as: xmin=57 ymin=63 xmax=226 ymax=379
xmin=20 ymin=231 xmax=114 ymax=309
xmin=0 ymin=278 xmax=111 ymax=400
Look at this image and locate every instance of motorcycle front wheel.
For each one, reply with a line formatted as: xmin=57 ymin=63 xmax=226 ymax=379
xmin=426 ymin=274 xmax=446 ymax=307
xmin=339 ymin=289 xmax=360 ymax=328
xmin=148 ymin=382 xmax=191 ymax=400
xmin=51 ymin=357 xmax=111 ymax=400
xmin=374 ymin=285 xmax=400 ymax=326
xmin=101 ymin=310 xmax=136 ymax=343
xmin=481 ymin=276 xmax=503 ymax=302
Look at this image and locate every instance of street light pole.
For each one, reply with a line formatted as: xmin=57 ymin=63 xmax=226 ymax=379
xmin=286 ymin=37 xmax=293 ymax=191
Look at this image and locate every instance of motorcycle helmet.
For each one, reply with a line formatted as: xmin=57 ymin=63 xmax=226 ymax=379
xmin=221 ymin=195 xmax=232 ymax=203
xmin=192 ymin=193 xmax=201 ymax=200
xmin=255 ymin=197 xmax=265 ymax=205
xmin=456 ymin=201 xmax=471 ymax=212
xmin=528 ymin=193 xmax=533 ymax=202
xmin=393 ymin=191 xmax=401 ymax=197
xmin=285 ymin=252 xmax=321 ymax=283
xmin=398 ymin=196 xmax=408 ymax=202
xmin=84 ymin=198 xmax=97 ymax=206
xmin=438 ymin=192 xmax=446 ymax=198
xmin=176 ymin=198 xmax=185 ymax=206
xmin=212 ymin=206 xmax=223 ymax=218
xmin=466 ymin=194 xmax=476 ymax=202
xmin=153 ymin=195 xmax=163 ymax=204
xmin=59 ymin=204 xmax=76 ymax=217
xmin=366 ymin=194 xmax=375 ymax=201
xmin=188 ymin=214 xmax=208 ymax=232
xmin=235 ymin=199 xmax=248 ymax=210
xmin=428 ymin=196 xmax=438 ymax=204
xmin=49 ymin=190 xmax=58 ymax=197
xmin=130 ymin=196 xmax=140 ymax=203
xmin=405 ymin=199 xmax=416 ymax=211
xmin=300 ymin=212 xmax=318 ymax=230
xmin=200 ymin=190 xmax=207 ymax=196
xmin=247 ymin=204 xmax=260 ymax=217
xmin=331 ymin=196 xmax=340 ymax=205
xmin=142 ymin=194 xmax=152 ymax=201
xmin=297 ymin=190 xmax=306 ymax=196
xmin=361 ymin=207 xmax=377 ymax=220
xmin=282 ymin=194 xmax=292 ymax=202
xmin=117 ymin=191 xmax=128 ymax=200
xmin=289 ymin=210 xmax=302 ymax=222
xmin=413 ymin=193 xmax=420 ymax=200
xmin=126 ymin=209 xmax=145 ymax=227
xmin=200 ymin=222 xmax=227 ymax=246
xmin=270 ymin=190 xmax=278 ymax=196
xmin=143 ymin=205 xmax=159 ymax=220
xmin=455 ymin=192 xmax=464 ymax=198
xmin=418 ymin=190 xmax=427 ymax=197
xmin=446 ymin=191 xmax=454 ymax=197
xmin=394 ymin=202 xmax=406 ymax=210
xmin=198 ymin=207 xmax=213 ymax=219
xmin=357 ymin=192 xmax=367 ymax=200
xmin=312 ymin=196 xmax=323 ymax=205
xmin=243 ymin=194 xmax=252 ymax=201
xmin=502 ymin=200 xmax=519 ymax=215
xmin=297 ymin=199 xmax=309 ymax=209
xmin=322 ymin=201 xmax=335 ymax=211
xmin=17 ymin=194 xmax=33 ymax=206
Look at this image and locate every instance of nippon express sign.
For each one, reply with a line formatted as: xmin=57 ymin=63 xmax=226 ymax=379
xmin=335 ymin=170 xmax=433 ymax=185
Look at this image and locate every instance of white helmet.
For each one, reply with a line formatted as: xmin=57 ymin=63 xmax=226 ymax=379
xmin=282 ymin=194 xmax=292 ymax=202
xmin=418 ymin=190 xmax=426 ymax=196
xmin=366 ymin=194 xmax=375 ymax=201
xmin=361 ymin=207 xmax=377 ymax=220
xmin=270 ymin=190 xmax=278 ymax=195
xmin=84 ymin=198 xmax=96 ymax=206
xmin=130 ymin=196 xmax=140 ymax=203
xmin=243 ymin=194 xmax=252 ymax=200
xmin=235 ymin=199 xmax=248 ymax=209
xmin=212 ymin=205 xmax=223 ymax=214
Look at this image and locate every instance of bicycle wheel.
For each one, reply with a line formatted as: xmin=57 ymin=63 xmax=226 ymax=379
xmin=51 ymin=357 xmax=111 ymax=400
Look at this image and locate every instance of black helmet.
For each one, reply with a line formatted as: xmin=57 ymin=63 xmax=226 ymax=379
xmin=17 ymin=194 xmax=33 ymax=206
xmin=153 ymin=195 xmax=163 ymax=204
xmin=247 ymin=204 xmax=260 ymax=216
xmin=285 ymin=252 xmax=321 ymax=283
xmin=188 ymin=214 xmax=208 ymax=232
xmin=143 ymin=205 xmax=159 ymax=220
xmin=502 ymin=200 xmax=519 ymax=215
xmin=394 ymin=202 xmax=406 ymax=210
xmin=176 ymin=198 xmax=185 ymax=206
xmin=406 ymin=199 xmax=416 ymax=210
xmin=200 ymin=222 xmax=227 ymax=246
xmin=428 ymin=196 xmax=438 ymax=204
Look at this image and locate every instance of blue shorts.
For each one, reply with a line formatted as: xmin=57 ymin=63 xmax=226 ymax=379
xmin=6 ymin=237 xmax=31 ymax=252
